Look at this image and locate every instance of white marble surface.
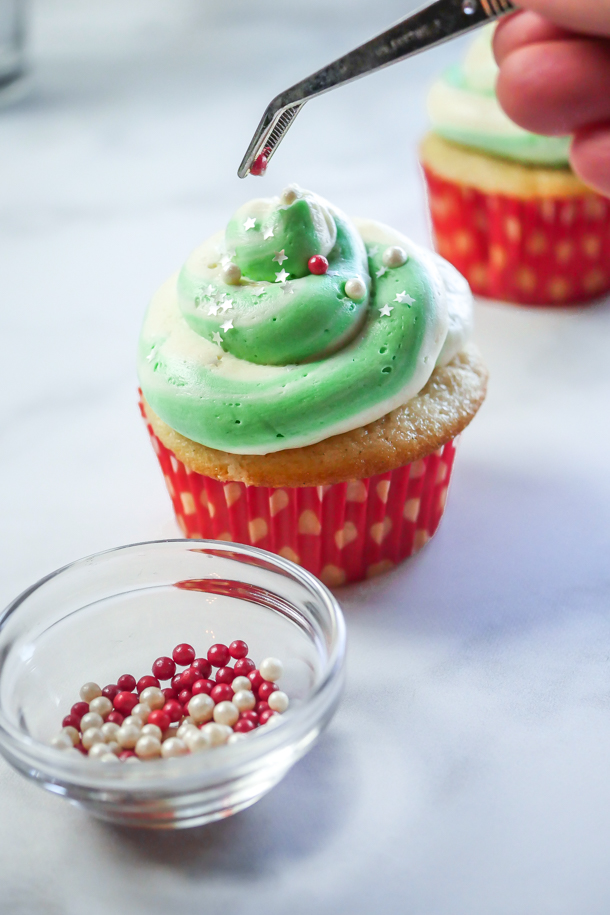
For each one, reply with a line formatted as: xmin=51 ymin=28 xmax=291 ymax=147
xmin=2 ymin=1 xmax=610 ymax=912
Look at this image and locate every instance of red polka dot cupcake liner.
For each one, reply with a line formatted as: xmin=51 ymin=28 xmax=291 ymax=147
xmin=140 ymin=402 xmax=458 ymax=588
xmin=423 ymin=167 xmax=610 ymax=306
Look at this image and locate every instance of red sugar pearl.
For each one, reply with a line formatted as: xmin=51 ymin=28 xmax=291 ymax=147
xmin=62 ymin=714 xmax=81 ymax=730
xmin=178 ymin=689 xmax=193 ymax=706
xmin=191 ymin=658 xmax=212 ymax=679
xmin=233 ymin=718 xmax=256 ymax=733
xmin=117 ymin=674 xmax=136 ymax=692
xmin=106 ymin=711 xmax=124 ymax=726
xmin=210 ymin=683 xmax=233 ymax=704
xmin=256 ymin=701 xmax=270 ymax=715
xmin=163 ymin=699 xmax=183 ymax=722
xmin=192 ymin=678 xmax=214 ymax=696
xmin=102 ymin=684 xmax=120 ymax=701
xmin=152 ymin=656 xmax=176 ymax=681
xmin=259 ymin=709 xmax=276 ymax=725
xmin=75 ymin=742 xmax=87 ymax=755
xmin=248 ymin=670 xmax=265 ymax=692
xmin=71 ymin=701 xmax=89 ymax=721
xmin=180 ymin=668 xmax=201 ymax=688
xmin=229 ymin=640 xmax=249 ymax=659
xmin=207 ymin=644 xmax=230 ymax=668
xmin=147 ymin=709 xmax=171 ymax=732
xmin=234 ymin=657 xmax=256 ymax=676
xmin=215 ymin=666 xmax=236 ymax=685
xmin=258 ymin=681 xmax=278 ymax=702
xmin=171 ymin=673 xmax=184 ymax=691
xmin=119 ymin=750 xmax=136 ymax=760
xmin=250 ymin=151 xmax=268 ymax=177
xmin=240 ymin=710 xmax=259 ymax=724
xmin=114 ymin=691 xmax=139 ymax=714
xmin=162 ymin=687 xmax=178 ymax=701
xmin=308 ymin=255 xmax=329 ymax=275
xmin=172 ymin=643 xmax=195 ymax=666
xmin=137 ymin=675 xmax=160 ymax=694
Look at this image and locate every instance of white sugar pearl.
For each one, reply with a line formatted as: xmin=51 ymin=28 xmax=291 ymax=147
xmin=228 ymin=732 xmax=248 ymax=744
xmin=213 ymin=701 xmax=239 ymax=727
xmin=79 ymin=682 xmax=102 ymax=703
xmin=221 ymin=263 xmax=241 ymax=285
xmin=122 ymin=715 xmax=143 ymax=731
xmin=268 ymin=690 xmax=289 ymax=713
xmin=231 ymin=676 xmax=252 ymax=693
xmin=82 ymin=727 xmax=105 ymax=750
xmin=105 ymin=741 xmax=121 ymax=756
xmin=88 ymin=741 xmax=112 ymax=760
xmin=232 ymin=689 xmax=256 ymax=712
xmin=382 ymin=245 xmax=408 ymax=268
xmin=188 ymin=693 xmax=214 ymax=724
xmin=139 ymin=687 xmax=165 ymax=710
xmin=135 ymin=734 xmax=161 ymax=759
xmin=125 ymin=755 xmax=141 ymax=764
xmin=184 ymin=729 xmax=211 ymax=754
xmin=61 ymin=726 xmax=80 ymax=746
xmin=280 ymin=185 xmax=300 ymax=205
xmin=101 ymin=721 xmax=120 ymax=742
xmin=140 ymin=723 xmax=162 ymax=741
xmin=51 ymin=733 xmax=74 ymax=750
xmin=163 ymin=726 xmax=179 ymax=742
xmin=200 ymin=722 xmax=231 ymax=746
xmin=100 ymin=753 xmax=120 ymax=764
xmin=259 ymin=657 xmax=284 ymax=682
xmin=131 ymin=703 xmax=150 ymax=723
xmin=80 ymin=711 xmax=104 ymax=733
xmin=344 ymin=277 xmax=367 ymax=301
xmin=177 ymin=721 xmax=198 ymax=741
xmin=117 ymin=724 xmax=141 ymax=749
xmin=88 ymin=696 xmax=112 ymax=719
xmin=161 ymin=737 xmax=188 ymax=759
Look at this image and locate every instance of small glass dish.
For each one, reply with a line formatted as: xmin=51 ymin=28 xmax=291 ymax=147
xmin=0 ymin=540 xmax=345 ymax=829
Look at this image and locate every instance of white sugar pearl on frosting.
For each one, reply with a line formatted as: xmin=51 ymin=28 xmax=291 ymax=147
xmin=101 ymin=722 xmax=120 ymax=742
xmin=344 ymin=277 xmax=367 ymax=301
xmin=259 ymin=657 xmax=283 ymax=682
xmin=177 ymin=721 xmax=198 ymax=741
xmin=268 ymin=690 xmax=289 ymax=713
xmin=125 ymin=755 xmax=141 ymax=764
xmin=135 ymin=734 xmax=162 ymax=759
xmin=117 ymin=724 xmax=141 ymax=749
xmin=280 ymin=185 xmax=300 ymax=205
xmin=51 ymin=733 xmax=74 ymax=750
xmin=140 ymin=723 xmax=163 ymax=741
xmin=82 ymin=727 xmax=105 ymax=749
xmin=88 ymin=741 xmax=113 ymax=760
xmin=228 ymin=732 xmax=248 ymax=744
xmin=233 ymin=689 xmax=256 ymax=712
xmin=382 ymin=245 xmax=408 ymax=268
xmin=100 ymin=753 xmax=120 ymax=764
xmin=184 ymin=729 xmax=211 ymax=754
xmin=122 ymin=715 xmax=143 ymax=731
xmin=221 ymin=263 xmax=241 ymax=285
xmin=139 ymin=687 xmax=165 ymax=710
xmin=79 ymin=682 xmax=102 ymax=703
xmin=105 ymin=741 xmax=121 ymax=756
xmin=188 ymin=693 xmax=214 ymax=724
xmin=61 ymin=726 xmax=80 ymax=746
xmin=213 ymin=701 xmax=239 ymax=727
xmin=131 ymin=703 xmax=150 ymax=723
xmin=231 ymin=676 xmax=252 ymax=693
xmin=88 ymin=696 xmax=113 ymax=719
xmin=80 ymin=712 xmax=104 ymax=733
xmin=200 ymin=722 xmax=231 ymax=746
xmin=161 ymin=737 xmax=188 ymax=759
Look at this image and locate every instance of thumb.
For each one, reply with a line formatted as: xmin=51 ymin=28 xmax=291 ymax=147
xmin=507 ymin=0 xmax=610 ymax=38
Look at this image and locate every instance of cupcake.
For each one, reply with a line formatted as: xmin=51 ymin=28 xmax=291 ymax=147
xmin=420 ymin=25 xmax=610 ymax=306
xmin=138 ymin=185 xmax=487 ymax=586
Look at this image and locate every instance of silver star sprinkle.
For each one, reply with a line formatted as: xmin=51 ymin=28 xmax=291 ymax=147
xmin=280 ymin=281 xmax=294 ymax=296
xmin=395 ymin=291 xmax=415 ymax=305
xmin=212 ymin=332 xmax=223 ymax=345
xmin=376 ymin=266 xmax=388 ymax=279
xmin=368 ymin=245 xmax=379 ymax=256
xmin=220 ymin=299 xmax=233 ymax=313
xmin=220 ymin=319 xmax=234 ymax=332
xmin=208 ymin=303 xmax=221 ymax=316
xmin=273 ymin=249 xmax=288 ymax=266
xmin=252 ymin=287 xmax=266 ymax=296
xmin=275 ymin=269 xmax=290 ymax=283
xmin=146 ymin=346 xmax=157 ymax=362
xmin=379 ymin=304 xmax=394 ymax=317
xmin=263 ymin=227 xmax=274 ymax=240
xmin=206 ymin=284 xmax=216 ymax=296
xmin=243 ymin=217 xmax=256 ymax=231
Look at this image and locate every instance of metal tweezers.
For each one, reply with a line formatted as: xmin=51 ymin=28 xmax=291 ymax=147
xmin=238 ymin=0 xmax=516 ymax=178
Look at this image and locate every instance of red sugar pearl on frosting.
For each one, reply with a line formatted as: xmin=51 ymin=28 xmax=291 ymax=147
xmin=102 ymin=684 xmax=120 ymax=701
xmin=240 ymin=710 xmax=259 ymax=725
xmin=215 ymin=666 xmax=236 ymax=685
xmin=119 ymin=750 xmax=136 ymax=760
xmin=162 ymin=687 xmax=178 ymax=701
xmin=234 ymin=657 xmax=256 ymax=676
xmin=258 ymin=681 xmax=278 ymax=702
xmin=117 ymin=674 xmax=136 ymax=692
xmin=147 ymin=709 xmax=171 ymax=732
xmin=107 ymin=711 xmax=124 ymax=726
xmin=308 ymin=255 xmax=329 ymax=275
xmin=234 ymin=718 xmax=256 ymax=733
xmin=191 ymin=658 xmax=212 ymax=679
xmin=71 ymin=701 xmax=89 ymax=721
xmin=192 ymin=678 xmax=214 ymax=696
xmin=137 ymin=675 xmax=160 ymax=694
xmin=114 ymin=691 xmax=139 ymax=714
xmin=178 ymin=689 xmax=193 ymax=706
xmin=152 ymin=657 xmax=176 ymax=681
xmin=62 ymin=714 xmax=81 ymax=730
xmin=259 ymin=709 xmax=276 ymax=725
xmin=210 ymin=683 xmax=233 ymax=704
xmin=172 ymin=643 xmax=195 ymax=666
xmin=207 ymin=644 xmax=230 ymax=668
xmin=181 ymin=668 xmax=201 ymax=688
xmin=229 ymin=640 xmax=248 ymax=659
xmin=171 ymin=673 xmax=184 ymax=691
xmin=163 ymin=699 xmax=183 ymax=722
xmin=248 ymin=670 xmax=265 ymax=692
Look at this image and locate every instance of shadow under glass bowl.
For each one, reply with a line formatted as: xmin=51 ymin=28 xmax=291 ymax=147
xmin=0 ymin=540 xmax=346 ymax=829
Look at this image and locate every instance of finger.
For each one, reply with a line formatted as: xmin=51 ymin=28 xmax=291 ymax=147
xmin=494 ymin=11 xmax=573 ymax=65
xmin=496 ymin=39 xmax=610 ymax=136
xmin=571 ymin=124 xmax=610 ymax=196
xmin=508 ymin=0 xmax=610 ymax=39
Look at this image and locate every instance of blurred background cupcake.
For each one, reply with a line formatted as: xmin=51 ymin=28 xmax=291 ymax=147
xmin=420 ymin=25 xmax=610 ymax=307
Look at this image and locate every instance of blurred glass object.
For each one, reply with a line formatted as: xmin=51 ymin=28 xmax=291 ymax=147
xmin=0 ymin=0 xmax=26 ymax=105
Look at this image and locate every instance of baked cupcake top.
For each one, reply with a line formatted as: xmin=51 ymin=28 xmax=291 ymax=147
xmin=427 ymin=25 xmax=570 ymax=167
xmin=138 ymin=186 xmax=472 ymax=455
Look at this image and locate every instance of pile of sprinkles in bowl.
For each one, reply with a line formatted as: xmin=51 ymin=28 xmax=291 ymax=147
xmin=50 ymin=641 xmax=289 ymax=763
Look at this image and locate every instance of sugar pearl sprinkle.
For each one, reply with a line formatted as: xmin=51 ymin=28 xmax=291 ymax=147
xmin=51 ymin=642 xmax=290 ymax=763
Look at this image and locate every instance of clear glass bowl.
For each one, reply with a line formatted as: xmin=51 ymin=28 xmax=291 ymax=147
xmin=0 ymin=540 xmax=345 ymax=829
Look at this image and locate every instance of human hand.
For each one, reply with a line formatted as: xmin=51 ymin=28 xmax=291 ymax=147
xmin=493 ymin=0 xmax=610 ymax=196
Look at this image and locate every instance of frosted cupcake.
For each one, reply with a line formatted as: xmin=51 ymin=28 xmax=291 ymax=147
xmin=420 ymin=26 xmax=610 ymax=306
xmin=138 ymin=185 xmax=487 ymax=586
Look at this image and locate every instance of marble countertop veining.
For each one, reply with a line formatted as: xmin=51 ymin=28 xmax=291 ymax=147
xmin=2 ymin=2 xmax=610 ymax=913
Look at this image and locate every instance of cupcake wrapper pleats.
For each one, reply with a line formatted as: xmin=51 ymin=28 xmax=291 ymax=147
xmin=423 ymin=166 xmax=610 ymax=306
xmin=141 ymin=399 xmax=457 ymax=587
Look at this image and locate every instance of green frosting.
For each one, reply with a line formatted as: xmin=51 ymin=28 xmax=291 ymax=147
xmin=138 ymin=189 xmax=455 ymax=455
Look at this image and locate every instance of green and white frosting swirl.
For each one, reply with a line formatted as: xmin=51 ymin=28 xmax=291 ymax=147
xmin=428 ymin=24 xmax=571 ymax=167
xmin=138 ymin=186 xmax=472 ymax=455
